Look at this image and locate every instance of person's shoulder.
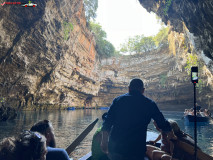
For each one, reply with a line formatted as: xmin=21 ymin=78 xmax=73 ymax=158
xmin=47 ymin=147 xmax=69 ymax=160
xmin=114 ymin=93 xmax=129 ymax=100
xmin=47 ymin=147 xmax=66 ymax=152
xmin=143 ymin=95 xmax=157 ymax=105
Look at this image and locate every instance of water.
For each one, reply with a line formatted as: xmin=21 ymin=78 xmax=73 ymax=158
xmin=0 ymin=110 xmax=213 ymax=159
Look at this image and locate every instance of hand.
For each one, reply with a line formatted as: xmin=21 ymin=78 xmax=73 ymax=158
xmin=147 ymin=140 xmax=156 ymax=145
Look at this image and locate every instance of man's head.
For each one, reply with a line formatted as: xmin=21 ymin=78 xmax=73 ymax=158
xmin=30 ymin=120 xmax=56 ymax=148
xmin=128 ymin=78 xmax=145 ymax=94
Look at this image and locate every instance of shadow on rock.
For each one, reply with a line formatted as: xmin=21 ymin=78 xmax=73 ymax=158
xmin=0 ymin=103 xmax=17 ymax=121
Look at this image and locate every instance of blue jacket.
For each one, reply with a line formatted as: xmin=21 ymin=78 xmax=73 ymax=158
xmin=47 ymin=147 xmax=71 ymax=160
xmin=102 ymin=92 xmax=171 ymax=158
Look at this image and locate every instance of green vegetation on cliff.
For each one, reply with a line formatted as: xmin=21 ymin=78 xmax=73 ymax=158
xmin=163 ymin=0 xmax=173 ymax=15
xmin=120 ymin=27 xmax=169 ymax=55
xmin=84 ymin=0 xmax=98 ymax=22
xmin=89 ymin=22 xmax=119 ymax=58
xmin=185 ymin=53 xmax=205 ymax=93
xmin=63 ymin=21 xmax=74 ymax=41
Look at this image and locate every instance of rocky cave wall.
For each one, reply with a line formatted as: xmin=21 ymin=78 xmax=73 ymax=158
xmin=0 ymin=0 xmax=100 ymax=109
xmin=0 ymin=0 xmax=212 ymax=111
xmin=138 ymin=0 xmax=213 ymax=73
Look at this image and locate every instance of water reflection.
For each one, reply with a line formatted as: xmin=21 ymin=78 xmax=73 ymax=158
xmin=0 ymin=110 xmax=213 ymax=159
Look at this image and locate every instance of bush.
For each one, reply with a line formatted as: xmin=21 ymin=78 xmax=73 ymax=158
xmin=90 ymin=22 xmax=118 ymax=58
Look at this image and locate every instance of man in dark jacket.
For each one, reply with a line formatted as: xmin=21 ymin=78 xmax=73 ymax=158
xmin=101 ymin=78 xmax=174 ymax=160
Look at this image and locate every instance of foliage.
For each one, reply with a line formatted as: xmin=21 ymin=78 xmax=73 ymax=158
xmin=160 ymin=74 xmax=167 ymax=87
xmin=185 ymin=53 xmax=205 ymax=93
xmin=184 ymin=53 xmax=198 ymax=75
xmin=120 ymin=35 xmax=155 ymax=54
xmin=63 ymin=21 xmax=74 ymax=41
xmin=196 ymin=79 xmax=205 ymax=93
xmin=89 ymin=22 xmax=117 ymax=58
xmin=163 ymin=0 xmax=173 ymax=16
xmin=154 ymin=27 xmax=169 ymax=47
xmin=120 ymin=27 xmax=169 ymax=54
xmin=0 ymin=97 xmax=5 ymax=103
xmin=84 ymin=0 xmax=98 ymax=22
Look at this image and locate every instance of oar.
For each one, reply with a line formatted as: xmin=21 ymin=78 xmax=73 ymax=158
xmin=66 ymin=118 xmax=99 ymax=155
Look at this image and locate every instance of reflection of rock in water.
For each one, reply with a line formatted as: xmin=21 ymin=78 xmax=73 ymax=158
xmin=0 ymin=103 xmax=17 ymax=121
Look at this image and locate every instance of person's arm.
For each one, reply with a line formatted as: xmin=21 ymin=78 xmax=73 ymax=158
xmin=151 ymin=102 xmax=178 ymax=142
xmin=149 ymin=134 xmax=161 ymax=145
xmin=102 ymin=98 xmax=117 ymax=132
xmin=101 ymin=98 xmax=118 ymax=153
xmin=154 ymin=134 xmax=161 ymax=144
xmin=151 ymin=102 xmax=171 ymax=133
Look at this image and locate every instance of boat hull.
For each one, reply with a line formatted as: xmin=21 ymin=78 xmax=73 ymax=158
xmin=184 ymin=115 xmax=210 ymax=122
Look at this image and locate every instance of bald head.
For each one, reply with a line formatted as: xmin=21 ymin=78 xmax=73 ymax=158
xmin=128 ymin=78 xmax=145 ymax=94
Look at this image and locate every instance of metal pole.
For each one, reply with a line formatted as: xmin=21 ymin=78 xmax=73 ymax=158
xmin=193 ymin=83 xmax=197 ymax=160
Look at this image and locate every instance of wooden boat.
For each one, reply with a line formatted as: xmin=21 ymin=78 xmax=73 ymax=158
xmin=78 ymin=130 xmax=213 ymax=160
xmin=78 ymin=131 xmax=159 ymax=160
xmin=184 ymin=114 xmax=211 ymax=122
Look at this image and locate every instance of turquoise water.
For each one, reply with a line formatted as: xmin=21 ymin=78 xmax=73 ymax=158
xmin=0 ymin=110 xmax=213 ymax=159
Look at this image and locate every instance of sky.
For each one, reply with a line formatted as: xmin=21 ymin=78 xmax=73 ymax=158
xmin=95 ymin=0 xmax=162 ymax=50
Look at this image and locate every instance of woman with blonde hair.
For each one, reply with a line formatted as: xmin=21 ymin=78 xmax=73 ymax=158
xmin=146 ymin=119 xmax=196 ymax=160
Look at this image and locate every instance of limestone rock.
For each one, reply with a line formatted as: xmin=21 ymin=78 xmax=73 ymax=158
xmin=94 ymin=31 xmax=213 ymax=110
xmin=0 ymin=0 xmax=99 ymax=109
xmin=0 ymin=103 xmax=17 ymax=121
xmin=138 ymin=0 xmax=213 ymax=74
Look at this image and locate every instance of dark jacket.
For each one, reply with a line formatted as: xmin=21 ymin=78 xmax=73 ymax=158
xmin=47 ymin=147 xmax=70 ymax=160
xmin=102 ymin=92 xmax=171 ymax=158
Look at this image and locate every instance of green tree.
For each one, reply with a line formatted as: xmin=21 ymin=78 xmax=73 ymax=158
xmin=184 ymin=53 xmax=198 ymax=75
xmin=184 ymin=53 xmax=205 ymax=93
xmin=153 ymin=27 xmax=169 ymax=47
xmin=140 ymin=36 xmax=156 ymax=52
xmin=90 ymin=22 xmax=116 ymax=58
xmin=120 ymin=35 xmax=156 ymax=54
xmin=84 ymin=0 xmax=98 ymax=22
xmin=120 ymin=26 xmax=169 ymax=54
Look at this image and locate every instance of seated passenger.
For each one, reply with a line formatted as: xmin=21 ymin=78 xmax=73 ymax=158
xmin=0 ymin=130 xmax=47 ymax=160
xmin=199 ymin=109 xmax=206 ymax=117
xmin=146 ymin=120 xmax=177 ymax=160
xmin=188 ymin=108 xmax=194 ymax=116
xmin=147 ymin=120 xmax=198 ymax=160
xmin=184 ymin=109 xmax=188 ymax=116
xmin=30 ymin=120 xmax=71 ymax=160
xmin=91 ymin=112 xmax=109 ymax=160
xmin=165 ymin=120 xmax=198 ymax=160
xmin=204 ymin=109 xmax=211 ymax=117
